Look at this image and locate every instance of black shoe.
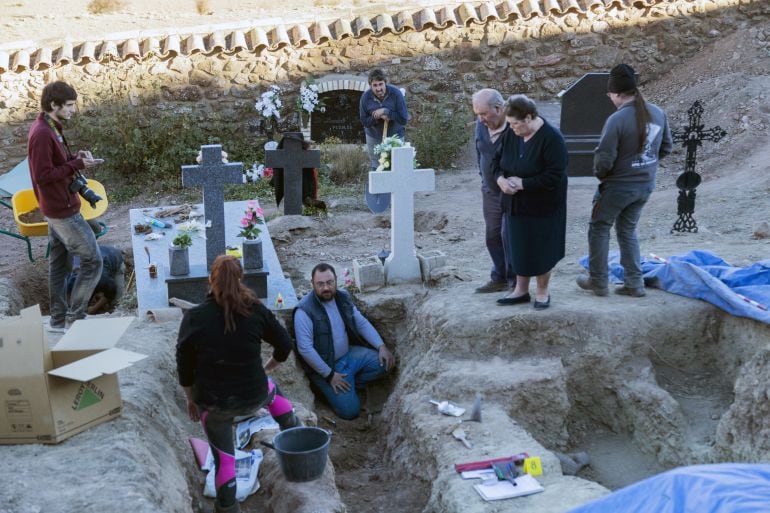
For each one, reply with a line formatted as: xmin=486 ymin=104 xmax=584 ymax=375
xmin=496 ymin=293 xmax=531 ymax=305
xmin=533 ymin=296 xmax=551 ymax=310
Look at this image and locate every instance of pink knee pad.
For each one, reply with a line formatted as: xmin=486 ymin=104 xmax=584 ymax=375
xmin=214 ymin=451 xmax=236 ymax=490
xmin=267 ymin=379 xmax=293 ymax=417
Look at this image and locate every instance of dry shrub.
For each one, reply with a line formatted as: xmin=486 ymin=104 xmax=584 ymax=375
xmin=195 ymin=0 xmax=212 ymax=15
xmin=321 ymin=142 xmax=369 ymax=185
xmin=87 ymin=0 xmax=126 ymax=14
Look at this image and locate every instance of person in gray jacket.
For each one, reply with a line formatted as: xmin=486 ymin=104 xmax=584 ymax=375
xmin=577 ymin=64 xmax=673 ymax=297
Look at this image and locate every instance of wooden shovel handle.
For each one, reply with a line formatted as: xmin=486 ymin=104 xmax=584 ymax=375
xmin=382 ymin=118 xmax=389 ymax=143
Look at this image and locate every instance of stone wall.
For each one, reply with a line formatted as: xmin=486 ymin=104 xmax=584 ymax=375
xmin=0 ymin=0 xmax=767 ymax=168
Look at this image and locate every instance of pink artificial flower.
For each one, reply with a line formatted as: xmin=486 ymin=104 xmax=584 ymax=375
xmin=240 ymin=218 xmax=249 ymax=227
xmin=247 ymin=200 xmax=257 ymax=209
xmin=256 ymin=207 xmax=264 ymax=217
xmin=263 ymin=167 xmax=274 ymax=178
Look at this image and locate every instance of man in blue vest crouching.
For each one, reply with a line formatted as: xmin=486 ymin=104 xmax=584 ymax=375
xmin=293 ymin=263 xmax=395 ymax=419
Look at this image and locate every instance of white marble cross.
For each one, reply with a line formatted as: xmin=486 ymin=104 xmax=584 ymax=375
xmin=369 ymin=146 xmax=435 ymax=283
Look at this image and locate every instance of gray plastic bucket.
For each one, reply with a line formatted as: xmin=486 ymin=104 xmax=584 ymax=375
xmin=268 ymin=427 xmax=331 ymax=482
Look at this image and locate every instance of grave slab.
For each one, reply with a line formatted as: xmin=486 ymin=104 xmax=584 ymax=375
xmin=165 ymin=264 xmax=268 ymax=305
xmin=129 ymin=200 xmax=296 ymax=315
xmin=369 ymin=146 xmax=435 ymax=284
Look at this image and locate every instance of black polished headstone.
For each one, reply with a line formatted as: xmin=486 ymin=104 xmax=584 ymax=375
xmin=265 ymin=133 xmax=321 ymax=215
xmin=165 ymin=264 xmax=268 ymax=304
xmin=311 ymin=90 xmax=365 ymax=143
xmin=560 ymin=73 xmax=622 ymax=177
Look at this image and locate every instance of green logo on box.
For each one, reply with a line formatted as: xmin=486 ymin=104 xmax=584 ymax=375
xmin=72 ymin=382 xmax=104 ymax=411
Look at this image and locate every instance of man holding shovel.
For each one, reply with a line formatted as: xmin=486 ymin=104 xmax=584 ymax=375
xmin=359 ymin=68 xmax=409 ymax=213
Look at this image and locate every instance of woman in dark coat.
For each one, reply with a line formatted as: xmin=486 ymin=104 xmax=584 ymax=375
xmin=493 ymin=95 xmax=568 ymax=310
xmin=176 ymin=255 xmax=299 ymax=513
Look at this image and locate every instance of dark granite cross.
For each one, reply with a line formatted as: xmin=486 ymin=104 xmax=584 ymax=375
xmin=670 ymin=100 xmax=726 ymax=233
xmin=181 ymin=144 xmax=243 ymax=269
xmin=264 ymin=132 xmax=321 ymax=215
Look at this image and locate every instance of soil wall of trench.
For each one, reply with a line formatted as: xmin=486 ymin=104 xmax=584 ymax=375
xmin=356 ymin=285 xmax=770 ymax=512
xmin=3 ymin=278 xmax=770 ymax=513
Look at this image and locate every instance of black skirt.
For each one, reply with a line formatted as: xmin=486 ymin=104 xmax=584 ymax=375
xmin=506 ymin=205 xmax=566 ymax=277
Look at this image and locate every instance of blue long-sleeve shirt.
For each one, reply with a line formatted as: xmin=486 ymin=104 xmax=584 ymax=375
xmin=294 ymin=297 xmax=384 ymax=377
xmin=359 ymin=84 xmax=408 ymax=140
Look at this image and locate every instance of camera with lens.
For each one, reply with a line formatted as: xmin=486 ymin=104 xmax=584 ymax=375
xmin=69 ymin=171 xmax=103 ymax=209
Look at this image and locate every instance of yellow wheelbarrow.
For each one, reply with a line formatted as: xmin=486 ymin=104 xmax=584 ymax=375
xmin=0 ymin=179 xmax=109 ymax=262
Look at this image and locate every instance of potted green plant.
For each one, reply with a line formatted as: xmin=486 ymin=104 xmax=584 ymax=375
xmin=169 ymin=232 xmax=193 ymax=276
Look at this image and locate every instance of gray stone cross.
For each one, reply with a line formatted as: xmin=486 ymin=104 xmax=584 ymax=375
xmin=181 ymin=144 xmax=243 ymax=269
xmin=264 ymin=133 xmax=321 ymax=215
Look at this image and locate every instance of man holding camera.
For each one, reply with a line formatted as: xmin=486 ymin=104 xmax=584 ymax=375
xmin=28 ymin=81 xmax=104 ymax=331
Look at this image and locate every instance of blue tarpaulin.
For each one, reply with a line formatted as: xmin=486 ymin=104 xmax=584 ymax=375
xmin=580 ymin=250 xmax=770 ymax=325
xmin=568 ymin=464 xmax=770 ymax=513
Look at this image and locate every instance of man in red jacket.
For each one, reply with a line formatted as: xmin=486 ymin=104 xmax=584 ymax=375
xmin=28 ymin=81 xmax=104 ymax=331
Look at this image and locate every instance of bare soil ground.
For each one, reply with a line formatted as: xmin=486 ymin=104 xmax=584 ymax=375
xmin=0 ymin=9 xmax=769 ymax=513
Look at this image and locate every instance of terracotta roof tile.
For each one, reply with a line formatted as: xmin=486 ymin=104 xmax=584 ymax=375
xmin=0 ymin=0 xmax=727 ymax=75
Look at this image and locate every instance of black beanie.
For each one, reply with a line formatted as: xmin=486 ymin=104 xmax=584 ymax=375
xmin=607 ymin=64 xmax=637 ymax=93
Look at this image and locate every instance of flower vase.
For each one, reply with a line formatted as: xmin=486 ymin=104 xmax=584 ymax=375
xmin=168 ymin=246 xmax=189 ymax=276
xmin=242 ymin=238 xmax=263 ymax=270
xmin=300 ymin=112 xmax=311 ymax=140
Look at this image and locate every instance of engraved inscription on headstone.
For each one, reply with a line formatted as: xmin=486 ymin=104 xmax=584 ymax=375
xmin=311 ymin=90 xmax=365 ymax=143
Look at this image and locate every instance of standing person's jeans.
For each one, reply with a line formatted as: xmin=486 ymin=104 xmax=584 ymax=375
xmin=309 ymin=345 xmax=389 ymax=420
xmin=46 ymin=213 xmax=102 ymax=326
xmin=366 ymin=133 xmax=381 ymax=171
xmin=481 ymin=186 xmax=513 ymax=286
xmin=588 ymin=182 xmax=654 ymax=290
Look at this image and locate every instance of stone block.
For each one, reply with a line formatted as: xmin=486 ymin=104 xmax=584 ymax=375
xmin=353 ymin=256 xmax=385 ymax=291
xmin=753 ymin=221 xmax=770 ymax=239
xmin=417 ymin=250 xmax=447 ymax=282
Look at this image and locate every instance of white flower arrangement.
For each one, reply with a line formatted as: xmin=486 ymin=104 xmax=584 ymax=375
xmin=255 ymin=85 xmax=282 ymax=120
xmin=298 ymin=81 xmax=326 ymax=114
xmin=374 ymin=135 xmax=415 ymax=171
xmin=243 ymin=162 xmax=265 ymax=183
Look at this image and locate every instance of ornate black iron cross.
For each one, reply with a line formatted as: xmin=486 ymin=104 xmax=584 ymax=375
xmin=670 ymin=100 xmax=727 ymax=233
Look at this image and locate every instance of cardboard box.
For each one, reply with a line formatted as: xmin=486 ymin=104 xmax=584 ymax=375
xmin=0 ymin=305 xmax=145 ymax=444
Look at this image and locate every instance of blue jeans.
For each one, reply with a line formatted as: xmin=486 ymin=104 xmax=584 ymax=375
xmin=481 ymin=186 xmax=513 ymax=285
xmin=310 ymin=345 xmax=389 ymax=420
xmin=365 ymin=134 xmax=380 ymax=171
xmin=46 ymin=213 xmax=102 ymax=325
xmin=588 ymin=182 xmax=653 ymax=289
